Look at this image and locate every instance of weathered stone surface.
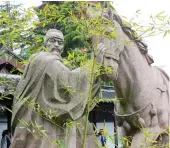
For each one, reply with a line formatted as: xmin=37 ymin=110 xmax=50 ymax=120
xmin=104 ymin=8 xmax=169 ymax=147
xmin=87 ymin=5 xmax=170 ymax=147
xmin=10 ymin=28 xmax=114 ymax=148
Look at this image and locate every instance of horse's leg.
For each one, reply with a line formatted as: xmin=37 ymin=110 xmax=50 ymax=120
xmin=130 ymin=125 xmax=164 ymax=148
xmin=120 ymin=126 xmax=132 ymax=148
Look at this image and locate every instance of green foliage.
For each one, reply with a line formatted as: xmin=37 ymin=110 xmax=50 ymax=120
xmin=102 ymin=81 xmax=113 ymax=86
xmin=123 ymin=10 xmax=170 ymax=39
xmin=64 ymin=48 xmax=91 ymax=69
xmin=0 ymin=5 xmax=44 ymax=59
xmin=35 ymin=2 xmax=92 ymax=56
xmin=0 ymin=1 xmax=169 ymax=59
xmin=55 ymin=140 xmax=65 ymax=148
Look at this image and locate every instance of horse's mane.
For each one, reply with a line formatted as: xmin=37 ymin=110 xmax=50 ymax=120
xmin=108 ymin=9 xmax=154 ymax=64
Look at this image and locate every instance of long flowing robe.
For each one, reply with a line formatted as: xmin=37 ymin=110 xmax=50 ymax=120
xmin=11 ymin=52 xmax=101 ymax=148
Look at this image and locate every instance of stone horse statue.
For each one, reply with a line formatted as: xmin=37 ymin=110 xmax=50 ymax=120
xmin=88 ymin=7 xmax=170 ymax=147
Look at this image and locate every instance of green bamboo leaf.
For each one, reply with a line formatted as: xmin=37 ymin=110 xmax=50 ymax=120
xmin=163 ymin=31 xmax=168 ymax=38
xmin=156 ymin=11 xmax=165 ymax=17
xmin=136 ymin=9 xmax=141 ymax=14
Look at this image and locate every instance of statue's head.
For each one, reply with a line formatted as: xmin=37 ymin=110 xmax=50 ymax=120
xmin=44 ymin=29 xmax=64 ymax=56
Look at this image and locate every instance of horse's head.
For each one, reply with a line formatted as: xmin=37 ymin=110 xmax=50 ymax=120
xmin=87 ymin=7 xmax=125 ymax=80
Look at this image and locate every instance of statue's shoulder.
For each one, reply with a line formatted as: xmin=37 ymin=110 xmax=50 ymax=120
xmin=29 ymin=52 xmax=49 ymax=61
xmin=29 ymin=52 xmax=62 ymax=65
xmin=33 ymin=51 xmax=49 ymax=58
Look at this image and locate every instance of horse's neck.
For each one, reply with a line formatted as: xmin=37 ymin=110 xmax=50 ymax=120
xmin=114 ymin=42 xmax=152 ymax=101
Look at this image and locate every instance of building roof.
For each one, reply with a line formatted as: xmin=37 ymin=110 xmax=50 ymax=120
xmin=0 ymin=47 xmax=24 ymax=74
xmin=0 ymin=46 xmax=23 ymax=104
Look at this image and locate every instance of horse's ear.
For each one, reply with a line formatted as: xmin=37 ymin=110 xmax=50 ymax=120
xmin=145 ymin=54 xmax=154 ymax=65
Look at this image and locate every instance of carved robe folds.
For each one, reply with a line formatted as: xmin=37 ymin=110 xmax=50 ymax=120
xmin=11 ymin=52 xmax=100 ymax=148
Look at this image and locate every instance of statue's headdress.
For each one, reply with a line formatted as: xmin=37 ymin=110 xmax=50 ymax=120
xmin=44 ymin=29 xmax=64 ymax=45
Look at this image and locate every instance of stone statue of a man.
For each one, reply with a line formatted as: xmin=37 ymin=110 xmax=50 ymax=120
xmin=10 ymin=29 xmax=111 ymax=148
